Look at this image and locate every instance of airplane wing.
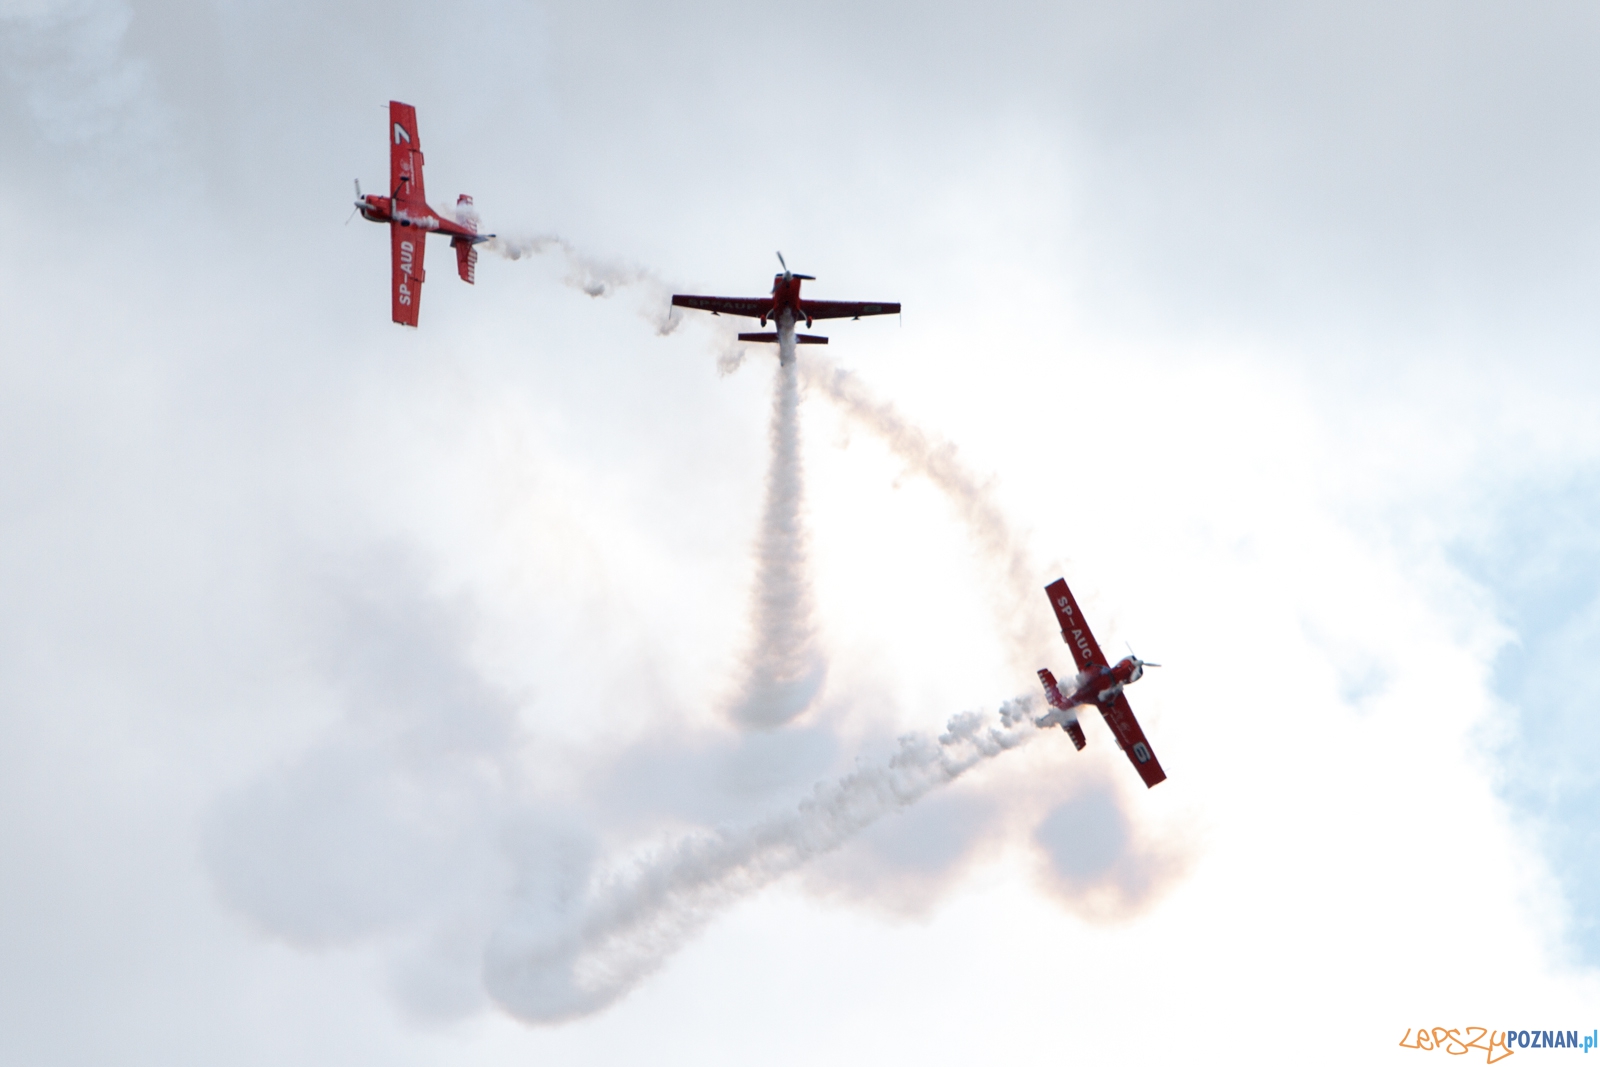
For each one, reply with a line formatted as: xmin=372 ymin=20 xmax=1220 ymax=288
xmin=1044 ymin=578 xmax=1107 ymax=673
xmin=391 ymin=223 xmax=425 ymax=327
xmin=389 ymin=101 xmax=427 ymax=208
xmin=800 ymin=300 xmax=901 ymax=320
xmin=1099 ymin=693 xmax=1167 ymax=788
xmin=671 ymin=295 xmax=773 ymax=318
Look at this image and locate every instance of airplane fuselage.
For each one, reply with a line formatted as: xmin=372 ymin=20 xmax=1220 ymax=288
xmin=356 ymin=195 xmax=480 ymax=242
xmin=761 ymin=273 xmax=810 ymax=326
xmin=1037 ymin=655 xmax=1145 ymax=751
xmin=1062 ymin=656 xmax=1145 ymax=711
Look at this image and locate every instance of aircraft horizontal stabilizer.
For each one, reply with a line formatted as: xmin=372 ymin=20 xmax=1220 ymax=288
xmin=1064 ymin=720 xmax=1087 ymax=750
xmin=451 ymin=235 xmax=477 ymax=284
xmin=737 ymin=332 xmax=829 ymax=344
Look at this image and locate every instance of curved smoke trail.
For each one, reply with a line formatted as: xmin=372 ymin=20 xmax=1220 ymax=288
xmin=483 ymin=700 xmax=1036 ymax=1024
xmin=726 ymin=352 xmax=827 ymax=728
xmin=795 ymin=353 xmax=1057 ymax=676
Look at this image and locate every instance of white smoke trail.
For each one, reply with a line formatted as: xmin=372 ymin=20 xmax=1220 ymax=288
xmin=796 ymin=352 xmax=1057 ymax=675
xmin=483 ymin=699 xmax=1036 ymax=1024
xmin=777 ymin=313 xmax=797 ymax=367
xmin=727 ymin=354 xmax=825 ymax=728
xmin=716 ymin=340 xmax=748 ymax=376
xmin=486 ymin=233 xmax=682 ymax=335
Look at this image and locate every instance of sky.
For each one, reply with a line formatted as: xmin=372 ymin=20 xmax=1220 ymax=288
xmin=2 ymin=0 xmax=1600 ymax=1063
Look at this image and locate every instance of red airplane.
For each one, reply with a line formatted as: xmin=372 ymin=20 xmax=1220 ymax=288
xmin=353 ymin=101 xmax=493 ymax=327
xmin=1035 ymin=577 xmax=1168 ymax=788
xmin=670 ymin=253 xmax=899 ymax=360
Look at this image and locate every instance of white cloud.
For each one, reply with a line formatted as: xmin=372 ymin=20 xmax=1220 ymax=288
xmin=1 ymin=1 xmax=1597 ymax=1063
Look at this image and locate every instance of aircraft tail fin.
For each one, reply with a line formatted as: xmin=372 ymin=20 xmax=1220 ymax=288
xmin=452 ymin=195 xmax=479 ymax=284
xmin=737 ymin=332 xmax=829 ymax=344
xmin=454 ymin=194 xmax=479 ymax=233
xmin=1036 ymin=669 xmax=1087 ymax=749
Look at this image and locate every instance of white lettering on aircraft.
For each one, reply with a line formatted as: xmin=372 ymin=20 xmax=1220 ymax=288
xmin=1132 ymin=742 xmax=1151 ymax=763
xmin=394 ymin=123 xmax=411 ymax=145
xmin=1056 ymin=597 xmax=1098 ymax=663
xmin=398 ymin=240 xmax=417 ymax=306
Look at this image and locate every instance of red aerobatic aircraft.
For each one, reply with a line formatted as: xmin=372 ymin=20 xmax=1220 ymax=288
xmin=354 ymin=101 xmax=493 ymax=327
xmin=1035 ymin=577 xmax=1168 ymax=788
xmin=671 ymin=253 xmax=899 ymax=362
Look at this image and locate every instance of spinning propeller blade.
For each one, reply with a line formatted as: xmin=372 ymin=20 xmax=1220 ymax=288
xmin=775 ymin=251 xmax=814 ymax=281
xmin=1126 ymin=642 xmax=1160 ymax=668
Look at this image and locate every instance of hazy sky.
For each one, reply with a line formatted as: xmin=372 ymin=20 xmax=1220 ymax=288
xmin=3 ymin=1 xmax=1599 ymax=1063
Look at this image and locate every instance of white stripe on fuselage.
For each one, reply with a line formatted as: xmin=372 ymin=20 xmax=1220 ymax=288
xmin=392 ymin=209 xmax=440 ymax=231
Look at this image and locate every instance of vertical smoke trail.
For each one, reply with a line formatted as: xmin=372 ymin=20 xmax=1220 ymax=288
xmin=795 ymin=352 xmax=1056 ymax=676
xmin=483 ymin=700 xmax=1036 ymax=1024
xmin=727 ymin=329 xmax=826 ymax=728
xmin=777 ymin=310 xmax=797 ymax=367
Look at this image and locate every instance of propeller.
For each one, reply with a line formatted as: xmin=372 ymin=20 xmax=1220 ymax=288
xmin=1126 ymin=643 xmax=1161 ymax=669
xmin=775 ymin=251 xmax=814 ymax=281
xmin=346 ymin=179 xmax=363 ymax=224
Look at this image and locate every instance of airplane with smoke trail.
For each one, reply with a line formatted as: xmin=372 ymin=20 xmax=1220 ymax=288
xmin=1035 ymin=577 xmax=1168 ymax=788
xmin=352 ymin=101 xmax=494 ymax=327
xmin=670 ymin=254 xmax=899 ymax=363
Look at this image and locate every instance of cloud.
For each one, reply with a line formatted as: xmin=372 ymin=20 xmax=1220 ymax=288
xmin=1030 ymin=774 xmax=1190 ymax=923
xmin=798 ymin=351 xmax=1056 ymax=677
xmin=1452 ymin=470 xmax=1600 ymax=962
xmin=0 ymin=0 xmax=169 ymax=160
xmin=483 ymin=703 xmax=1036 ymax=1024
xmin=801 ymin=787 xmax=1004 ymax=918
xmin=204 ymin=551 xmax=1042 ymax=1024
xmin=5 ymin=1 xmax=1600 ymax=1061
